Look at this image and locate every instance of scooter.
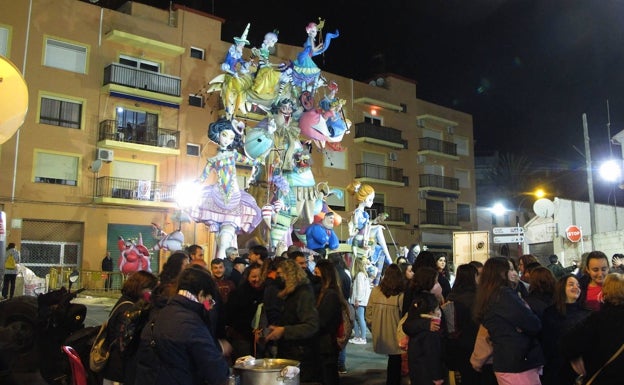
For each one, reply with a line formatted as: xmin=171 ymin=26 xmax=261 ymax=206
xmin=0 ymin=271 xmax=97 ymax=385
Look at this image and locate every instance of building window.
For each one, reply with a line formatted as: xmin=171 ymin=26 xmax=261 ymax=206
xmin=0 ymin=25 xmax=9 ymax=56
xmin=364 ymin=115 xmax=382 ymax=126
xmin=34 ymin=151 xmax=79 ymax=186
xmin=190 ymin=47 xmax=205 ymax=60
xmin=422 ymin=127 xmax=442 ymax=140
xmin=189 ymin=94 xmax=204 ymax=107
xmin=44 ymin=38 xmax=87 ymax=74
xmin=454 ymin=135 xmax=470 ymax=156
xmin=458 ymin=203 xmax=471 ymax=222
xmin=324 ymin=149 xmax=346 ymax=169
xmin=326 ymin=187 xmax=345 ymax=211
xmin=455 ymin=169 xmax=470 ymax=189
xmin=187 ymin=143 xmax=200 ymax=157
xmin=119 ymin=55 xmax=159 ymax=72
xmin=40 ymin=96 xmax=82 ymax=129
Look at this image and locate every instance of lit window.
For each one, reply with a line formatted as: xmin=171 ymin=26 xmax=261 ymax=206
xmin=0 ymin=26 xmax=9 ymax=56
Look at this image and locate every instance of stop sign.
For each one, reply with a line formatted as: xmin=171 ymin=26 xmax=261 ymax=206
xmin=566 ymin=225 xmax=582 ymax=242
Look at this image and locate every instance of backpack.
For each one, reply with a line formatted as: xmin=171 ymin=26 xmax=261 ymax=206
xmin=441 ymin=300 xmax=460 ymax=338
xmin=336 ymin=303 xmax=354 ymax=351
xmin=4 ymin=253 xmax=16 ymax=270
xmin=119 ymin=300 xmax=152 ymax=355
xmin=89 ymin=301 xmax=132 ymax=372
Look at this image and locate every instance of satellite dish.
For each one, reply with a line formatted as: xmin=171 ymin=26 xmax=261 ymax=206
xmin=533 ymin=198 xmax=554 ymax=218
xmin=376 ymin=77 xmax=385 ymax=86
xmin=91 ymin=159 xmax=102 ymax=173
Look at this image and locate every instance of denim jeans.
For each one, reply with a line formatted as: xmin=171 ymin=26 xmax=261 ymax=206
xmin=353 ymin=305 xmax=367 ymax=339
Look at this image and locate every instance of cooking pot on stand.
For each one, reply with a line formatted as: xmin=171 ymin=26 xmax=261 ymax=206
xmin=233 ymin=358 xmax=300 ymax=385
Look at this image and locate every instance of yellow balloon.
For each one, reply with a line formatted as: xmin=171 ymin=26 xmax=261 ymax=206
xmin=0 ymin=55 xmax=28 ymax=144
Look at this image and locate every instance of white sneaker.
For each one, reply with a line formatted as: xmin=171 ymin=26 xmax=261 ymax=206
xmin=355 ymin=338 xmax=367 ymax=344
xmin=348 ymin=338 xmax=359 ymax=344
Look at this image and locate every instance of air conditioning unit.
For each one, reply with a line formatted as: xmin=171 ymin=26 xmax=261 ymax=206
xmin=97 ymin=148 xmax=114 ymax=162
xmin=447 ymin=126 xmax=455 ymax=135
xmin=388 ymin=152 xmax=398 ymax=161
xmin=417 ymin=155 xmax=427 ymax=164
xmin=418 ymin=191 xmax=427 ymax=199
xmin=417 ymin=119 xmax=425 ymax=128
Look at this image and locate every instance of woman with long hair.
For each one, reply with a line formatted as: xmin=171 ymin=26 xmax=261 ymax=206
xmin=444 ymin=263 xmax=484 ymax=385
xmin=350 ymin=257 xmax=372 ymax=345
xmin=562 ymin=273 xmax=624 ymax=385
xmin=314 ymin=259 xmax=347 ymax=385
xmin=474 ymin=257 xmax=543 ymax=385
xmin=541 ymin=274 xmax=590 ymax=385
xmin=366 ymin=263 xmax=405 ymax=385
xmin=265 ymin=258 xmax=320 ymax=383
xmin=578 ymin=250 xmax=610 ymax=311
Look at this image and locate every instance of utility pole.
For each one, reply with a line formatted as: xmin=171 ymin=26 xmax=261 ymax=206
xmin=583 ymin=113 xmax=597 ymax=248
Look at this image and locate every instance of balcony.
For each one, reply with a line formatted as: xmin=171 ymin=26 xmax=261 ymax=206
xmin=418 ymin=137 xmax=458 ymax=159
xmin=97 ymin=120 xmax=180 ymax=155
xmin=382 ymin=206 xmax=406 ymax=225
xmin=354 ymin=122 xmax=407 ymax=149
xmin=355 ymin=163 xmax=405 ymax=186
xmin=102 ymin=63 xmax=182 ymax=108
xmin=419 ymin=174 xmax=460 ymax=197
xmin=94 ymin=176 xmax=178 ymax=208
xmin=418 ymin=210 xmax=461 ymax=229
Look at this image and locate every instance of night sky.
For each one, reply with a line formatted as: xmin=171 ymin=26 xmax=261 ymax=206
xmin=139 ymin=0 xmax=624 ymax=204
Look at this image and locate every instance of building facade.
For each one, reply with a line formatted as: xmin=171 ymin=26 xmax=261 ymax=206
xmin=0 ymin=0 xmax=476 ymax=283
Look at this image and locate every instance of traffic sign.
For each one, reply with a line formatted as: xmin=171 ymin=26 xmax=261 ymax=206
xmin=566 ymin=225 xmax=582 ymax=242
xmin=492 ymin=227 xmax=524 ymax=235
xmin=493 ymin=235 xmax=525 ymax=244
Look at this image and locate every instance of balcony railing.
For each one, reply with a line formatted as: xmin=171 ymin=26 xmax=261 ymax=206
xmin=418 ymin=137 xmax=457 ymax=156
xmin=419 ymin=174 xmax=459 ymax=191
xmin=419 ymin=210 xmax=459 ymax=227
xmin=382 ymin=206 xmax=405 ymax=222
xmin=354 ymin=122 xmax=407 ymax=148
xmin=95 ymin=176 xmax=177 ymax=202
xmin=103 ymin=63 xmax=181 ymax=97
xmin=98 ymin=120 xmax=180 ymax=149
xmin=355 ymin=163 xmax=404 ymax=183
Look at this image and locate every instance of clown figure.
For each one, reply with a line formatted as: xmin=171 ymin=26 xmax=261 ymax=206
xmin=189 ymin=118 xmax=262 ymax=260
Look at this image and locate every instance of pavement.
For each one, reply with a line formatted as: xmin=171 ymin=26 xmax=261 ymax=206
xmin=74 ymin=295 xmax=393 ymax=385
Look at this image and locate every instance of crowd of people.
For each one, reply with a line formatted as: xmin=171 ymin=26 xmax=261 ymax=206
xmin=95 ymin=244 xmax=624 ymax=385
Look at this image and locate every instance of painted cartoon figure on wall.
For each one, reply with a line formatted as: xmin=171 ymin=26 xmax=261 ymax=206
xmin=346 ymin=181 xmax=392 ymax=285
xmin=117 ymin=234 xmax=152 ymax=275
xmin=188 ymin=118 xmax=262 ymax=260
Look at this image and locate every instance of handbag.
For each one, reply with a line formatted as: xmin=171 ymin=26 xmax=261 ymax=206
xmin=470 ymin=324 xmax=493 ymax=372
xmin=89 ymin=301 xmax=132 ymax=372
xmin=581 ymin=342 xmax=624 ymax=385
xmin=396 ymin=312 xmax=409 ymax=350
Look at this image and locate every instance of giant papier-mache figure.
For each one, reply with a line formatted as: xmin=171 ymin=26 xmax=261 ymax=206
xmin=190 ymin=19 xmax=353 ymax=253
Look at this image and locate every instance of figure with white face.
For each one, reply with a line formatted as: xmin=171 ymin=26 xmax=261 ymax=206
xmin=188 ymin=118 xmax=262 ymax=260
xmin=346 ymin=181 xmax=392 ymax=285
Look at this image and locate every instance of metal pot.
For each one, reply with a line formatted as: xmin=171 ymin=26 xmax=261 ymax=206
xmin=233 ymin=358 xmax=300 ymax=385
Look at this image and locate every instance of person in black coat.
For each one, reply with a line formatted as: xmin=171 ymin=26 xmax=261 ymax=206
xmin=265 ymin=258 xmax=320 ymax=383
xmin=101 ymin=251 xmax=114 ymax=291
xmin=561 ymin=273 xmax=624 ymax=385
xmin=541 ymin=274 xmax=591 ymax=385
xmin=225 ymin=263 xmax=264 ymax=361
xmin=101 ymin=270 xmax=158 ymax=385
xmin=403 ymin=291 xmax=445 ymax=385
xmin=135 ymin=266 xmax=231 ymax=385
xmin=444 ymin=264 xmax=485 ymax=385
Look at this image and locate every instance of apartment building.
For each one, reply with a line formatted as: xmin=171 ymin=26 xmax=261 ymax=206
xmin=0 ymin=0 xmax=476 ymax=282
